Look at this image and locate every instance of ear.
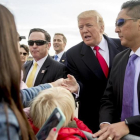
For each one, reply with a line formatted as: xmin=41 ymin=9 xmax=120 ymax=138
xmin=100 ymin=25 xmax=104 ymax=33
xmin=47 ymin=42 xmax=51 ymax=50
xmin=138 ymin=20 xmax=140 ymax=31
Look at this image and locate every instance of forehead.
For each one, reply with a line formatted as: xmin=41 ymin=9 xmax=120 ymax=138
xmin=78 ymin=17 xmax=97 ymax=25
xmin=53 ymin=35 xmax=63 ymax=40
xmin=29 ymin=32 xmax=45 ymax=40
xmin=116 ymin=9 xmax=131 ymax=20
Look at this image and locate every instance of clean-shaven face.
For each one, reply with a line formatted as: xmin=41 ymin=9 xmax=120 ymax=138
xmin=53 ymin=35 xmax=66 ymax=54
xmin=115 ymin=9 xmax=140 ymax=51
xmin=28 ymin=32 xmax=50 ymax=61
xmin=78 ymin=17 xmax=103 ymax=46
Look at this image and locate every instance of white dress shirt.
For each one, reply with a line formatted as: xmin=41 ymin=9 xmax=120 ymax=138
xmin=25 ymin=55 xmax=48 ymax=86
xmin=75 ymin=35 xmax=109 ymax=98
xmin=91 ymin=35 xmax=109 ymax=67
xmin=54 ymin=51 xmax=65 ymax=62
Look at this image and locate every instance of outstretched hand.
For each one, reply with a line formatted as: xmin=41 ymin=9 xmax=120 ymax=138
xmin=92 ymin=122 xmax=129 ymax=140
xmin=62 ymin=74 xmax=79 ymax=93
xmin=51 ymin=78 xmax=64 ymax=87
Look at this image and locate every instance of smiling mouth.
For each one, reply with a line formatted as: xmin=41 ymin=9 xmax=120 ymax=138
xmin=54 ymin=45 xmax=59 ymax=48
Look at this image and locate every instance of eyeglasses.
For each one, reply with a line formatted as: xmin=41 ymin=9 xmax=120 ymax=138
xmin=115 ymin=18 xmax=140 ymax=27
xmin=28 ymin=40 xmax=47 ymax=46
xmin=20 ymin=52 xmax=27 ymax=56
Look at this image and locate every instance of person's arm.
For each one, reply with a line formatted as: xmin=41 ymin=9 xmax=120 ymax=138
xmin=21 ymin=83 xmax=52 ymax=107
xmin=21 ymin=78 xmax=64 ymax=107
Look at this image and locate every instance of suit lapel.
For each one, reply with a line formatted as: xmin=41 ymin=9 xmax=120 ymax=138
xmin=23 ymin=61 xmax=33 ymax=82
xmin=138 ymin=74 xmax=140 ymax=113
xmin=60 ymin=52 xmax=66 ymax=64
xmin=34 ymin=55 xmax=51 ymax=86
xmin=81 ymin=43 xmax=105 ymax=79
xmin=119 ymin=49 xmax=130 ymax=105
xmin=104 ymin=35 xmax=120 ymax=70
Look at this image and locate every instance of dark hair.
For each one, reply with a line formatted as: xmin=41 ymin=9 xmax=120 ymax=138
xmin=28 ymin=28 xmax=51 ymax=42
xmin=121 ymin=0 xmax=140 ymax=18
xmin=54 ymin=33 xmax=67 ymax=44
xmin=20 ymin=44 xmax=29 ymax=55
xmin=0 ymin=4 xmax=35 ymax=140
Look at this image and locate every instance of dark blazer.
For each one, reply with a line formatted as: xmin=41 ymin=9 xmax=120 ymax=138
xmin=23 ymin=55 xmax=68 ymax=86
xmin=99 ymin=48 xmax=140 ymax=136
xmin=52 ymin=52 xmax=67 ymax=65
xmin=66 ymin=35 xmax=127 ymax=132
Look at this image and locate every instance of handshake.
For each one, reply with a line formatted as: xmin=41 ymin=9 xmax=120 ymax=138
xmin=51 ymin=74 xmax=79 ymax=94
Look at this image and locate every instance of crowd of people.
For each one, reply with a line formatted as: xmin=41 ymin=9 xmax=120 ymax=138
xmin=0 ymin=0 xmax=140 ymax=140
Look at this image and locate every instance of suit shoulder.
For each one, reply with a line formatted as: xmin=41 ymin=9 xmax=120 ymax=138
xmin=24 ymin=61 xmax=32 ymax=68
xmin=51 ymin=58 xmax=66 ymax=67
xmin=67 ymin=41 xmax=84 ymax=52
xmin=113 ymin=48 xmax=130 ymax=64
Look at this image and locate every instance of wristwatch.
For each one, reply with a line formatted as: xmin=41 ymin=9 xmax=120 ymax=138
xmin=125 ymin=119 xmax=128 ymax=125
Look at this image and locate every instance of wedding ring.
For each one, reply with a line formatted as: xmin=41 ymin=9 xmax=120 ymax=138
xmin=108 ymin=136 xmax=112 ymax=140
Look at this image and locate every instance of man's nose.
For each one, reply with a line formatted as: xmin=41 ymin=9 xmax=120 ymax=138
xmin=115 ymin=26 xmax=120 ymax=33
xmin=82 ymin=26 xmax=88 ymax=32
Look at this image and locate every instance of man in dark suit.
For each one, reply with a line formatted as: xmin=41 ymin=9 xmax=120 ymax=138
xmin=23 ymin=28 xmax=68 ymax=87
xmin=66 ymin=10 xmax=126 ymax=132
xmin=52 ymin=33 xmax=67 ymax=65
xmin=93 ymin=1 xmax=140 ymax=139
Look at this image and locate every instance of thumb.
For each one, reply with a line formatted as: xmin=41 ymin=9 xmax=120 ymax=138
xmin=67 ymin=74 xmax=74 ymax=80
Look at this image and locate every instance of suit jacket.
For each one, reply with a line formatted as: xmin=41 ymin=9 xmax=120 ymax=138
xmin=66 ymin=35 xmax=127 ymax=132
xmin=23 ymin=55 xmax=68 ymax=86
xmin=99 ymin=48 xmax=140 ymax=136
xmin=52 ymin=52 xmax=67 ymax=65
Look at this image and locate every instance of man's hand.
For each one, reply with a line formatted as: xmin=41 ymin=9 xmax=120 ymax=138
xmin=92 ymin=122 xmax=130 ymax=140
xmin=51 ymin=78 xmax=64 ymax=87
xmin=100 ymin=123 xmax=110 ymax=130
xmin=62 ymin=74 xmax=79 ymax=93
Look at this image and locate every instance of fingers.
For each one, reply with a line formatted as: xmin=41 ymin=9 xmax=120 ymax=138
xmin=67 ymin=74 xmax=75 ymax=80
xmin=45 ymin=127 xmax=57 ymax=140
xmin=93 ymin=126 xmax=108 ymax=138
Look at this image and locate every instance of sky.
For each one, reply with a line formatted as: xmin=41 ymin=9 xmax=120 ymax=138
xmin=1 ymin=0 xmax=127 ymax=56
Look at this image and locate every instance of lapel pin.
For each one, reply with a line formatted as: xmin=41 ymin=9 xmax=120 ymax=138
xmin=41 ymin=70 xmax=45 ymax=73
xmin=62 ymin=60 xmax=65 ymax=62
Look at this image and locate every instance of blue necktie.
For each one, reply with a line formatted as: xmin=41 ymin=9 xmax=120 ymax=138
xmin=54 ymin=55 xmax=58 ymax=61
xmin=121 ymin=54 xmax=138 ymax=121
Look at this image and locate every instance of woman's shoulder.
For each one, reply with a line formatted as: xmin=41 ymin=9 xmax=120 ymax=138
xmin=0 ymin=103 xmax=19 ymax=126
xmin=0 ymin=103 xmax=20 ymax=140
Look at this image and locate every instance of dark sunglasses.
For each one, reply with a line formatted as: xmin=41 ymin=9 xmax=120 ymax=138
xmin=20 ymin=52 xmax=27 ymax=56
xmin=28 ymin=40 xmax=47 ymax=46
xmin=115 ymin=18 xmax=140 ymax=27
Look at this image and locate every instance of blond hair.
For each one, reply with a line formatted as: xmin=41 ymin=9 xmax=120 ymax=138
xmin=30 ymin=87 xmax=75 ymax=128
xmin=78 ymin=10 xmax=104 ymax=27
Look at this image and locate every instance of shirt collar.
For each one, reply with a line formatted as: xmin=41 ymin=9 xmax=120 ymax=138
xmin=91 ymin=36 xmax=106 ymax=51
xmin=33 ymin=55 xmax=48 ymax=67
xmin=130 ymin=47 xmax=140 ymax=57
xmin=55 ymin=51 xmax=65 ymax=59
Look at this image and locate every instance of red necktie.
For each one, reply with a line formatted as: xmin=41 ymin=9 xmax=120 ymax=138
xmin=94 ymin=46 xmax=109 ymax=78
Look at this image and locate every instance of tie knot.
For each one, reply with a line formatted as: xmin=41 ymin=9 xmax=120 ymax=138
xmin=94 ymin=46 xmax=100 ymax=51
xmin=34 ymin=62 xmax=38 ymax=67
xmin=129 ymin=54 xmax=138 ymax=62
xmin=54 ymin=55 xmax=58 ymax=60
